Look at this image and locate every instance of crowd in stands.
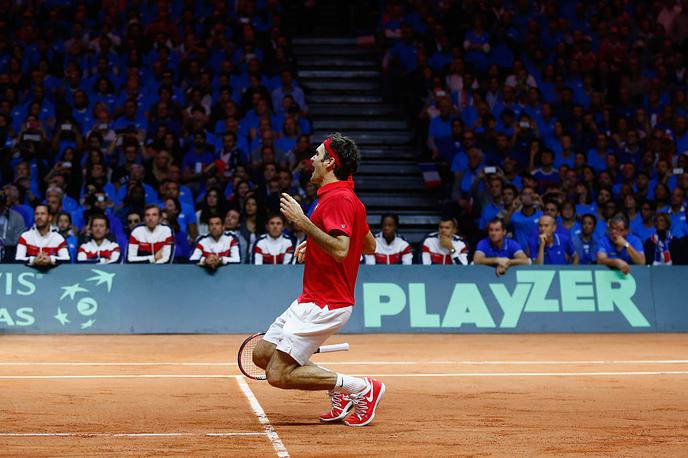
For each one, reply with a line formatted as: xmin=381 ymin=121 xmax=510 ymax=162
xmin=0 ymin=0 xmax=319 ymax=265
xmin=2 ymin=0 xmax=688 ymax=272
xmin=380 ymin=0 xmax=688 ymax=268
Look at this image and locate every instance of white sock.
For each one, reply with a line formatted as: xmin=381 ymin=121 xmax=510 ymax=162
xmin=333 ymin=373 xmax=367 ymax=395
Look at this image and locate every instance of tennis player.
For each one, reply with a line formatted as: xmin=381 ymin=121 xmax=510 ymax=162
xmin=252 ymin=133 xmax=385 ymax=427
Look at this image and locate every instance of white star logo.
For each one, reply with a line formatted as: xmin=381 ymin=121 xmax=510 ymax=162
xmin=54 ymin=307 xmax=70 ymax=326
xmin=80 ymin=319 xmax=96 ymax=329
xmin=86 ymin=269 xmax=116 ymax=292
xmin=60 ymin=283 xmax=88 ymax=301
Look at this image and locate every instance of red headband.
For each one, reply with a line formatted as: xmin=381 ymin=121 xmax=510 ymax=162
xmin=323 ymin=137 xmax=342 ymax=167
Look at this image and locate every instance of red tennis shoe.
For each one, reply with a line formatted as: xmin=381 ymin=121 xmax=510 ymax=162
xmin=319 ymin=391 xmax=353 ymax=422
xmin=344 ymin=377 xmax=386 ymax=427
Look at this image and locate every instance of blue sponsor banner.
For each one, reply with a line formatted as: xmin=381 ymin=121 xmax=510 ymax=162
xmin=650 ymin=266 xmax=688 ymax=332
xmin=0 ymin=265 xmax=682 ymax=334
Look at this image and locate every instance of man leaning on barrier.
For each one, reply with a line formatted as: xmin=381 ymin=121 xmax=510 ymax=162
xmin=597 ymin=214 xmax=645 ymax=275
xmin=189 ymin=214 xmax=241 ymax=269
xmin=473 ymin=218 xmax=529 ymax=276
xmin=15 ymin=204 xmax=70 ymax=267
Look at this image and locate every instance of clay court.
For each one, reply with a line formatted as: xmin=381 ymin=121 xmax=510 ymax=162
xmin=1 ymin=334 xmax=687 ymax=457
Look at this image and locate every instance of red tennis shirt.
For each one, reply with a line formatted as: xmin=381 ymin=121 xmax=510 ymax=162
xmin=298 ymin=179 xmax=369 ymax=309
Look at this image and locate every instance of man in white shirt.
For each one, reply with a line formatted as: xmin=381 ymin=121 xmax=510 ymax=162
xmin=421 ymin=217 xmax=469 ymax=265
xmin=127 ymin=204 xmax=174 ymax=264
xmin=15 ymin=204 xmax=70 ymax=266
xmin=365 ymin=214 xmax=413 ymax=264
xmin=190 ymin=215 xmax=241 ymax=268
xmin=77 ymin=214 xmax=121 ymax=264
xmin=252 ymin=214 xmax=295 ymax=264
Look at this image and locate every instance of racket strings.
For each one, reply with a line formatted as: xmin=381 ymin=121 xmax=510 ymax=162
xmin=239 ymin=335 xmax=266 ymax=380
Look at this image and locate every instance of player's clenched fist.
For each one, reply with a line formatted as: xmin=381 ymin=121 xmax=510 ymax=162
xmin=280 ymin=193 xmax=305 ymax=224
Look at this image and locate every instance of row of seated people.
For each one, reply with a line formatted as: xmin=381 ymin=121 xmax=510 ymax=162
xmin=10 ymin=202 xmax=688 ymax=272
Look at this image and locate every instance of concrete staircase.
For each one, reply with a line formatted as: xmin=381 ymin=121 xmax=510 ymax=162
xmin=293 ymin=37 xmax=441 ymax=244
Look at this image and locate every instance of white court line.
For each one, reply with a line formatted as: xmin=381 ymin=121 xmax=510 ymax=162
xmin=235 ymin=377 xmax=290 ymax=458
xmin=0 ymin=374 xmax=234 ymax=379
xmin=0 ymin=371 xmax=688 ymax=379
xmin=350 ymin=371 xmax=688 ymax=377
xmin=2 ymin=359 xmax=688 ymax=366
xmin=0 ymin=432 xmax=266 ymax=437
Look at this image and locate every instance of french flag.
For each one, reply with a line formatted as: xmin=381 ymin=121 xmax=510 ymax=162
xmin=419 ymin=162 xmax=442 ymax=189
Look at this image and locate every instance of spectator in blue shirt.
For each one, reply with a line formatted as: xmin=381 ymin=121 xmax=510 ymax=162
xmin=181 ymin=132 xmax=216 ymax=193
xmin=572 ymin=214 xmax=599 ymax=265
xmin=427 ymin=97 xmax=456 ymax=160
xmin=631 ymin=201 xmax=657 ymax=242
xmin=530 ymin=215 xmax=578 ymax=265
xmin=478 ymin=176 xmax=504 ymax=230
xmin=505 ymin=185 xmax=544 ymax=251
xmin=597 ymin=215 xmax=646 ymax=275
xmin=667 ymin=187 xmax=687 ymax=231
xmin=271 ymin=70 xmax=307 ymax=114
xmin=473 ymin=218 xmax=529 ymax=276
xmin=587 ymin=133 xmax=613 ymax=172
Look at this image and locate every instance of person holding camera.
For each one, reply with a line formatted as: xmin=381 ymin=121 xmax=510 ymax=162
xmin=0 ymin=189 xmax=27 ymax=262
xmin=15 ymin=204 xmax=70 ymax=267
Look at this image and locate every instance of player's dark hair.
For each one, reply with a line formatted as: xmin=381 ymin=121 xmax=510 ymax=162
xmin=380 ymin=213 xmax=399 ymax=227
xmin=503 ymin=183 xmax=518 ymax=195
xmin=488 ymin=218 xmax=506 ymax=230
xmin=440 ymin=215 xmax=458 ymax=228
xmin=324 ymin=132 xmax=360 ymax=180
xmin=207 ymin=214 xmax=223 ymax=224
xmin=35 ymin=203 xmax=52 ymax=215
xmin=144 ymin=203 xmax=161 ymax=215
xmin=267 ymin=212 xmax=285 ymax=223
xmin=90 ymin=213 xmax=109 ymax=228
xmin=581 ymin=213 xmax=597 ymax=227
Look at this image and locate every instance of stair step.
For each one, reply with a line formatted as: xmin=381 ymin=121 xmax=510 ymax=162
xmin=298 ymin=69 xmax=381 ymax=79
xmin=359 ymin=193 xmax=438 ymax=209
xmin=309 ymin=104 xmax=401 ymax=117
xmin=294 ymin=46 xmax=376 ymax=57
xmin=357 ymin=162 xmax=419 ymax=174
xmin=302 ymin=80 xmax=381 ymax=91
xmin=299 ymin=58 xmax=378 ymax=69
xmin=313 ymin=130 xmax=412 ymax=145
xmin=356 ymin=176 xmax=425 ymax=191
xmin=293 ymin=37 xmax=359 ymax=46
xmin=313 ymin=119 xmax=407 ymax=131
xmin=360 ymin=147 xmax=418 ymax=159
xmin=366 ymin=214 xmax=441 ymax=226
xmin=308 ymin=94 xmax=384 ymax=104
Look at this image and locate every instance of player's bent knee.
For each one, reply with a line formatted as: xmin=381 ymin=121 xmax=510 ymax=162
xmin=266 ymin=367 xmax=289 ymax=388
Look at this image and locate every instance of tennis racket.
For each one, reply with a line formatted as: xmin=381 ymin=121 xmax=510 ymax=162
xmin=237 ymin=332 xmax=350 ymax=380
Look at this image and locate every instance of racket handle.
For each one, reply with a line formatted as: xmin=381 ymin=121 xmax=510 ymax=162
xmin=316 ymin=342 xmax=349 ymax=353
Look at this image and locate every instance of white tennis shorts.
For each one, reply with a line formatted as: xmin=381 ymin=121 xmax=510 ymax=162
xmin=263 ymin=300 xmax=352 ymax=366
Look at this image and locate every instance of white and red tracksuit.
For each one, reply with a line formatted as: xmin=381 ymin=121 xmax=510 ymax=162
xmin=77 ymin=238 xmax=121 ymax=264
xmin=126 ymin=224 xmax=174 ymax=264
xmin=252 ymin=233 xmax=294 ymax=264
xmin=189 ymin=232 xmax=241 ymax=265
xmin=364 ymin=232 xmax=413 ymax=265
xmin=421 ymin=232 xmax=469 ymax=265
xmin=15 ymin=225 xmax=70 ymax=265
